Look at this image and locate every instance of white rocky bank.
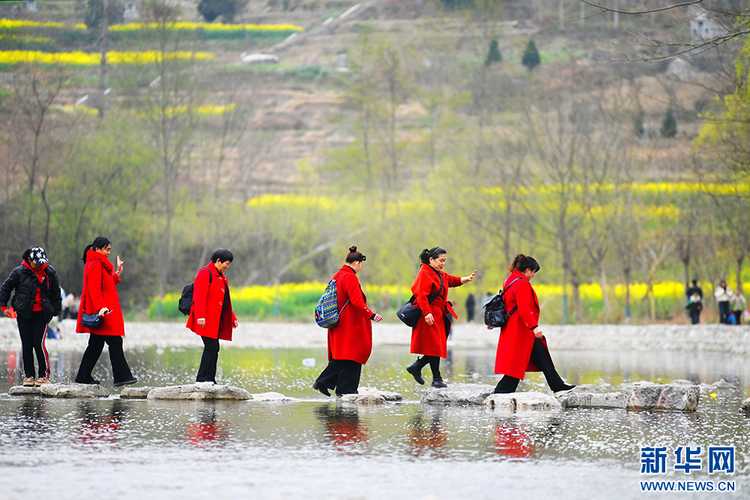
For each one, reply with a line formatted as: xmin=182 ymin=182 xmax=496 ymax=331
xmin=1 ymin=318 xmax=749 ymax=353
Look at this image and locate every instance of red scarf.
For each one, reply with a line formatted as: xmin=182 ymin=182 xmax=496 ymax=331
xmin=22 ymin=260 xmax=49 ymax=312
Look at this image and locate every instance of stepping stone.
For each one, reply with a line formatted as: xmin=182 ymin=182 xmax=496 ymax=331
xmin=40 ymin=383 xmax=110 ymax=398
xmin=147 ymin=383 xmax=251 ymax=400
xmin=251 ymin=392 xmax=298 ymax=402
xmin=9 ymin=386 xmax=41 ymax=396
xmin=626 ymin=384 xmax=699 ymax=412
xmin=741 ymin=398 xmax=750 ymax=413
xmin=339 ymin=393 xmax=386 ymax=404
xmin=421 ymin=383 xmax=495 ymax=405
xmin=119 ymin=387 xmax=155 ymax=399
xmin=558 ymin=391 xmax=627 ymax=409
xmin=483 ymin=392 xmax=562 ymax=412
xmin=357 ymin=387 xmax=403 ymax=401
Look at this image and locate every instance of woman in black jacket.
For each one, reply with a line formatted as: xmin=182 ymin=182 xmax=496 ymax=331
xmin=0 ymin=247 xmax=62 ymax=387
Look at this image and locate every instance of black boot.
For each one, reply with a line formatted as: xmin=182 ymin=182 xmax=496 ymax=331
xmin=431 ymin=378 xmax=447 ymax=389
xmin=406 ymin=357 xmax=427 ymax=385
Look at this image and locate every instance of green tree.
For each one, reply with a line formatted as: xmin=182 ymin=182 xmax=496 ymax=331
xmin=521 ymin=39 xmax=540 ymax=70
xmin=85 ymin=0 xmax=124 ymax=29
xmin=661 ymin=107 xmax=677 ymax=138
xmin=485 ymin=39 xmax=502 ymax=66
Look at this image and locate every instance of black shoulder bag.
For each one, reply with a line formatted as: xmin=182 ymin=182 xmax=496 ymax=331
xmin=396 ymin=271 xmax=444 ymax=328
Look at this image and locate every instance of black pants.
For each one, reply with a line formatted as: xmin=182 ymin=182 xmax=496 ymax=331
xmin=690 ymin=311 xmax=700 ymax=324
xmin=75 ymin=334 xmax=134 ymax=384
xmin=718 ymin=302 xmax=730 ymax=324
xmin=17 ymin=312 xmax=49 ymax=379
xmin=315 ymin=359 xmax=362 ymax=396
xmin=734 ymin=310 xmax=743 ymax=325
xmin=412 ymin=355 xmax=443 ymax=380
xmin=494 ymin=337 xmax=565 ymax=393
xmin=196 ymin=336 xmax=220 ymax=383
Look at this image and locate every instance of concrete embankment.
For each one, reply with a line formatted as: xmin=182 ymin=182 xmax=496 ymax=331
xmin=0 ymin=318 xmax=749 ymax=354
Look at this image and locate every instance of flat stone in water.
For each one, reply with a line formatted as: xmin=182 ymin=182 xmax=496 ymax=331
xmin=741 ymin=397 xmax=750 ymax=413
xmin=358 ymin=387 xmax=403 ymax=401
xmin=251 ymin=392 xmax=298 ymax=402
xmin=119 ymin=387 xmax=155 ymax=399
xmin=626 ymin=384 xmax=699 ymax=411
xmin=559 ymin=391 xmax=627 ymax=409
xmin=40 ymin=382 xmax=110 ymax=398
xmin=339 ymin=393 xmax=386 ymax=404
xmin=483 ymin=392 xmax=561 ymax=412
xmin=147 ymin=383 xmax=251 ymax=400
xmin=420 ymin=383 xmax=495 ymax=405
xmin=9 ymin=386 xmax=41 ymax=396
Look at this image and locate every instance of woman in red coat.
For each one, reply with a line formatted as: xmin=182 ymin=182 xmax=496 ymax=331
xmin=405 ymin=247 xmax=476 ymax=388
xmin=313 ymin=246 xmax=383 ymax=397
xmin=493 ymin=254 xmax=575 ymax=395
xmin=186 ymin=248 xmax=238 ymax=384
xmin=75 ymin=237 xmax=137 ymax=386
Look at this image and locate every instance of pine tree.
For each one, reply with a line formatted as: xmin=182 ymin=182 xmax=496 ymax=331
xmin=522 ymin=39 xmax=541 ymax=70
xmin=485 ymin=40 xmax=502 ymax=66
xmin=661 ymin=107 xmax=677 ymax=138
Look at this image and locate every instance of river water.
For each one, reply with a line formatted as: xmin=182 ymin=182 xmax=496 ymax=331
xmin=0 ymin=345 xmax=748 ymax=499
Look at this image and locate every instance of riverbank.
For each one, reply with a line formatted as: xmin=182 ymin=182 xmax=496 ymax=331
xmin=1 ymin=318 xmax=749 ymax=354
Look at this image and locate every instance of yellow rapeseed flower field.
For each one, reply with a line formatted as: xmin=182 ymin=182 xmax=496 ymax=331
xmin=0 ymin=50 xmax=214 ymax=66
xmin=108 ymin=22 xmax=304 ymax=32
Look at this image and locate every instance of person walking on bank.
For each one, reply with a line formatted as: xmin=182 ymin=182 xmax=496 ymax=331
xmin=405 ymin=247 xmax=476 ymax=388
xmin=714 ymin=280 xmax=733 ymax=324
xmin=493 ymin=254 xmax=575 ymax=396
xmin=186 ymin=248 xmax=238 ymax=384
xmin=685 ymin=279 xmax=703 ymax=325
xmin=0 ymin=247 xmax=62 ymax=386
xmin=465 ymin=293 xmax=476 ymax=323
xmin=75 ymin=237 xmax=137 ymax=386
xmin=314 ymin=246 xmax=383 ymax=397
xmin=730 ymin=290 xmax=747 ymax=326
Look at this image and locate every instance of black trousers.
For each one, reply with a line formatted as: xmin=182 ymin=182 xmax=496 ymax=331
xmin=718 ymin=302 xmax=730 ymax=324
xmin=315 ymin=359 xmax=362 ymax=396
xmin=690 ymin=311 xmax=701 ymax=325
xmin=494 ymin=337 xmax=565 ymax=393
xmin=196 ymin=336 xmax=220 ymax=383
xmin=17 ymin=312 xmax=49 ymax=379
xmin=412 ymin=355 xmax=443 ymax=380
xmin=75 ymin=334 xmax=134 ymax=384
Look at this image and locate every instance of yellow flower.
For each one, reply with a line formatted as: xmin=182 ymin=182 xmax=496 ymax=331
xmin=0 ymin=50 xmax=214 ymax=66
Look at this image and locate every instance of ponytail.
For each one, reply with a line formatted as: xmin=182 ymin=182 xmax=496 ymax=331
xmin=82 ymin=236 xmax=111 ymax=263
xmin=509 ymin=253 xmax=540 ymax=273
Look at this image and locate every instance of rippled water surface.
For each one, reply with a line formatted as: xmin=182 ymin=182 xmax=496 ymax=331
xmin=0 ymin=345 xmax=748 ymax=499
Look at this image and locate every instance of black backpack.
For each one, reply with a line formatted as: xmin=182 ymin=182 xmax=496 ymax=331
xmin=483 ymin=278 xmax=522 ymax=328
xmin=178 ymin=270 xmax=212 ymax=316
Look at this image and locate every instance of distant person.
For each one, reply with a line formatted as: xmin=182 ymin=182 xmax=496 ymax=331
xmin=465 ymin=294 xmax=476 ymax=323
xmin=75 ymin=237 xmax=137 ymax=386
xmin=685 ymin=279 xmax=703 ymax=325
xmin=405 ymin=247 xmax=476 ymax=389
xmin=730 ymin=290 xmax=747 ymax=326
xmin=62 ymin=292 xmax=79 ymax=320
xmin=0 ymin=247 xmax=62 ymax=387
xmin=493 ymin=254 xmax=575 ymax=396
xmin=186 ymin=248 xmax=238 ymax=385
xmin=314 ymin=246 xmax=383 ymax=397
xmin=714 ymin=280 xmax=733 ymax=324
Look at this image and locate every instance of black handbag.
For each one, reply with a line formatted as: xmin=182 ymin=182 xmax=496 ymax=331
xmin=81 ymin=312 xmax=103 ymax=329
xmin=396 ymin=271 xmax=444 ymax=327
xmin=483 ymin=278 xmax=522 ymax=328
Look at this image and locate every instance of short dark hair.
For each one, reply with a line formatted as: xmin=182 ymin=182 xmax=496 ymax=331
xmin=211 ymin=248 xmax=234 ymax=263
xmin=419 ymin=247 xmax=446 ymax=265
xmin=692 ymin=279 xmax=698 ymax=285
xmin=509 ymin=254 xmax=540 ymax=273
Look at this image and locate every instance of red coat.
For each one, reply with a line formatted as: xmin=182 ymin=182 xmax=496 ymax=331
xmin=410 ymin=263 xmax=462 ymax=358
xmin=76 ymin=250 xmax=125 ymax=337
xmin=327 ymin=265 xmax=375 ymax=365
xmin=494 ymin=270 xmax=551 ymax=379
xmin=186 ymin=264 xmax=237 ymax=341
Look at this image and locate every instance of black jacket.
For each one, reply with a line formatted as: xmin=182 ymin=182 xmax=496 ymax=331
xmin=0 ymin=264 xmax=62 ymax=321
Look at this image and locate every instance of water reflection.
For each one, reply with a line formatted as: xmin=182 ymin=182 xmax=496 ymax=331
xmin=314 ymin=403 xmax=369 ymax=453
xmin=14 ymin=398 xmax=49 ymax=443
xmin=76 ymin=400 xmax=128 ymax=445
xmin=186 ymin=406 xmax=229 ymax=446
xmin=494 ymin=421 xmax=535 ymax=458
xmin=408 ymin=408 xmax=447 ymax=458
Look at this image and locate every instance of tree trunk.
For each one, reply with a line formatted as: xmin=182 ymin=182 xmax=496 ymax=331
xmin=737 ymin=255 xmax=745 ymax=295
xmin=624 ymin=267 xmax=631 ymax=323
xmin=98 ymin=0 xmax=108 ymax=119
xmin=580 ymin=1 xmax=584 ymax=27
xmin=600 ymin=263 xmax=610 ymax=321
